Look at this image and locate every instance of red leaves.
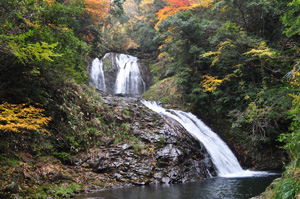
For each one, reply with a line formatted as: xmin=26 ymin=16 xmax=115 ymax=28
xmin=155 ymin=0 xmax=194 ymax=29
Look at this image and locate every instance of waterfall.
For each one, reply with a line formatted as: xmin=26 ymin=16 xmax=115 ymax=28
xmin=141 ymin=100 xmax=268 ymax=178
xmin=90 ymin=58 xmax=107 ymax=92
xmin=90 ymin=53 xmax=146 ymax=95
xmin=114 ymin=54 xmax=146 ymax=95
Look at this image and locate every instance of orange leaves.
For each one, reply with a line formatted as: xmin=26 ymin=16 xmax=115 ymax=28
xmin=58 ymin=0 xmax=112 ymax=24
xmin=0 ymin=102 xmax=51 ymax=135
xmin=44 ymin=0 xmax=56 ymax=3
xmin=155 ymin=0 xmax=220 ymax=29
xmin=155 ymin=0 xmax=193 ymax=29
xmin=84 ymin=0 xmax=112 ymax=23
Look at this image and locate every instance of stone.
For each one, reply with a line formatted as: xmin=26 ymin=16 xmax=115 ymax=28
xmin=74 ymin=94 xmax=217 ymax=187
xmin=154 ymin=172 xmax=163 ymax=179
xmin=121 ymin=144 xmax=132 ymax=151
xmin=161 ymin=177 xmax=171 ymax=184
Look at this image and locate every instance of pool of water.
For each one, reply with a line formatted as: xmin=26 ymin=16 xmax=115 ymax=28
xmin=75 ymin=174 xmax=280 ymax=199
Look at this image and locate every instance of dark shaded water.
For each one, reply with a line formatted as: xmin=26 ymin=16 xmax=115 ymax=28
xmin=76 ymin=174 xmax=280 ymax=199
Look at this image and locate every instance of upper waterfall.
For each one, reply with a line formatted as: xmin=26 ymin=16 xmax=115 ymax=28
xmin=114 ymin=54 xmax=146 ymax=95
xmin=90 ymin=58 xmax=107 ymax=92
xmin=89 ymin=53 xmax=147 ymax=96
xmin=141 ymin=100 xmax=268 ymax=178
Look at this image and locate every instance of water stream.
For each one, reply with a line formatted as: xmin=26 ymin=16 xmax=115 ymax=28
xmin=141 ymin=100 xmax=268 ymax=178
xmin=114 ymin=54 xmax=146 ymax=95
xmin=75 ymin=174 xmax=280 ymax=199
xmin=90 ymin=58 xmax=107 ymax=92
xmin=90 ymin=53 xmax=146 ymax=95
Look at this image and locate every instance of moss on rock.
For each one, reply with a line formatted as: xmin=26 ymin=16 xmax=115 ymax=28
xmin=142 ymin=76 xmax=186 ymax=110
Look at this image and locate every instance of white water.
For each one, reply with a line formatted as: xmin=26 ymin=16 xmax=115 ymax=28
xmin=90 ymin=58 xmax=106 ymax=92
xmin=141 ymin=100 xmax=269 ymax=178
xmin=114 ymin=54 xmax=146 ymax=95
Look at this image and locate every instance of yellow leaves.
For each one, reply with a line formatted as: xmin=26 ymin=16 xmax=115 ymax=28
xmin=44 ymin=0 xmax=56 ymax=4
xmin=140 ymin=0 xmax=155 ymax=13
xmin=23 ymin=18 xmax=40 ymax=29
xmin=48 ymin=23 xmax=69 ymax=31
xmin=245 ymin=102 xmax=272 ymax=123
xmin=140 ymin=0 xmax=154 ymax=8
xmin=200 ymin=74 xmax=232 ymax=92
xmin=0 ymin=102 xmax=51 ymax=135
xmin=288 ymin=71 xmax=300 ymax=87
xmin=201 ymin=74 xmax=224 ymax=92
xmin=148 ymin=147 xmax=155 ymax=154
xmin=201 ymin=39 xmax=233 ymax=66
xmin=201 ymin=51 xmax=221 ymax=66
xmin=124 ymin=38 xmax=140 ymax=50
xmin=244 ymin=41 xmax=274 ymax=58
xmin=190 ymin=0 xmax=219 ymax=10
xmin=164 ymin=35 xmax=174 ymax=43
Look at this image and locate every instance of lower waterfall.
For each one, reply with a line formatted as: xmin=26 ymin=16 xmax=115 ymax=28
xmin=141 ymin=100 xmax=268 ymax=177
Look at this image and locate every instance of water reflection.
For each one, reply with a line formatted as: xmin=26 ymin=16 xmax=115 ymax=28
xmin=76 ymin=174 xmax=280 ymax=199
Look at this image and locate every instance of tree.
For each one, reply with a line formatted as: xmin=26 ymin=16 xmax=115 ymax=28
xmin=83 ymin=0 xmax=112 ymax=23
xmin=282 ymin=0 xmax=300 ymax=37
xmin=155 ymin=0 xmax=193 ymax=29
xmin=0 ymin=102 xmax=51 ymax=135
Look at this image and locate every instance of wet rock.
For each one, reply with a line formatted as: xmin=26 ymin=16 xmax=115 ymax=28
xmin=168 ymin=168 xmax=181 ymax=180
xmin=75 ymin=95 xmax=217 ymax=187
xmin=121 ymin=144 xmax=132 ymax=151
xmin=161 ymin=177 xmax=171 ymax=184
xmin=140 ymin=130 xmax=160 ymax=142
xmin=154 ymin=172 xmax=163 ymax=179
xmin=112 ymin=173 xmax=123 ymax=181
xmin=134 ymin=181 xmax=146 ymax=185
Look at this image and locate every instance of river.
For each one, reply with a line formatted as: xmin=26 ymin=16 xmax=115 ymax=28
xmin=75 ymin=174 xmax=279 ymax=199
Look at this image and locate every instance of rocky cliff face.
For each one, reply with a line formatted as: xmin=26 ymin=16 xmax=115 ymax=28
xmin=84 ymin=53 xmax=215 ymax=185
xmin=74 ymin=95 xmax=216 ymax=185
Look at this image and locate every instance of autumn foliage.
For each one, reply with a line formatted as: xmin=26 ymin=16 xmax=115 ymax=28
xmin=155 ymin=0 xmax=193 ymax=29
xmin=155 ymin=0 xmax=217 ymax=29
xmin=84 ymin=0 xmax=112 ymax=23
xmin=0 ymin=102 xmax=51 ymax=135
xmin=48 ymin=0 xmax=112 ymax=23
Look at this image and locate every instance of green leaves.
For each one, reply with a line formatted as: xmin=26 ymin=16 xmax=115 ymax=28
xmin=282 ymin=0 xmax=300 ymax=36
xmin=9 ymin=41 xmax=62 ymax=64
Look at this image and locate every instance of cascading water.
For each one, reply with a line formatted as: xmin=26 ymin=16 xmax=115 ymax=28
xmin=90 ymin=58 xmax=107 ymax=92
xmin=114 ymin=54 xmax=146 ymax=95
xmin=90 ymin=52 xmax=269 ymax=177
xmin=90 ymin=53 xmax=146 ymax=95
xmin=141 ymin=100 xmax=268 ymax=178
